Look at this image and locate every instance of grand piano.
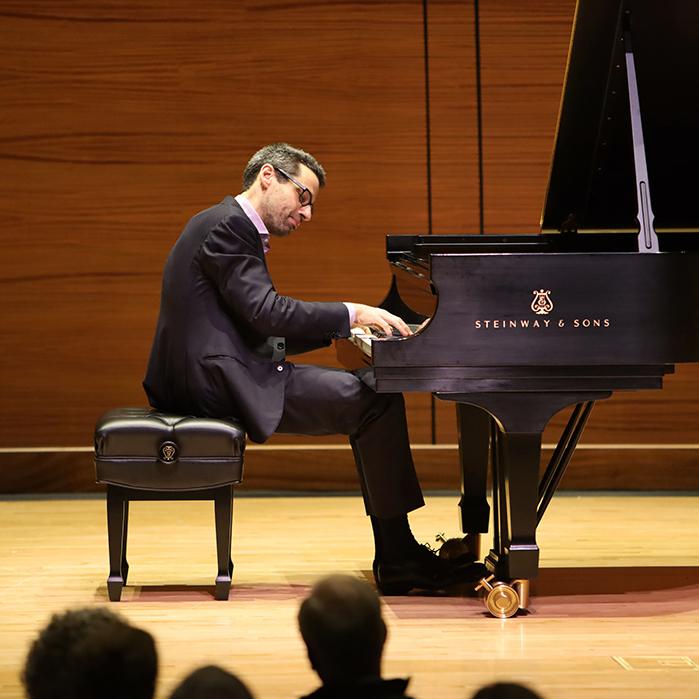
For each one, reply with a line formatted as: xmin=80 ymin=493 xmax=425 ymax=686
xmin=337 ymin=0 xmax=699 ymax=617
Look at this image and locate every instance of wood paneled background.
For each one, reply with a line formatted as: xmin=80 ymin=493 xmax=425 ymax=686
xmin=1 ymin=0 xmax=697 ymax=492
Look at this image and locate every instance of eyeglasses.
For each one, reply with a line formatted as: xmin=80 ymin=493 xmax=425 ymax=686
xmin=273 ymin=166 xmax=314 ymax=210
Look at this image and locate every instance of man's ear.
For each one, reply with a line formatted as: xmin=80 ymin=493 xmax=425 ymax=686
xmin=259 ymin=163 xmax=275 ymax=191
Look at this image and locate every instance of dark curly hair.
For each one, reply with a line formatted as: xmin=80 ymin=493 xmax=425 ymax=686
xmin=22 ymin=607 xmax=158 ymax=699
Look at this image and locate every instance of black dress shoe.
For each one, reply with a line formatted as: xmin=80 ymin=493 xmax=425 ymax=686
xmin=373 ymin=544 xmax=486 ymax=596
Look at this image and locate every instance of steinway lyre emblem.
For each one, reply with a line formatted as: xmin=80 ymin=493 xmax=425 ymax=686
xmin=159 ymin=441 xmax=178 ymax=463
xmin=531 ymin=289 xmax=554 ymax=315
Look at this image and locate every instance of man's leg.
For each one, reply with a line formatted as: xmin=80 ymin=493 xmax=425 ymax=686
xmin=275 ymin=364 xmax=484 ymax=593
xmin=275 ymin=364 xmax=422 ymax=515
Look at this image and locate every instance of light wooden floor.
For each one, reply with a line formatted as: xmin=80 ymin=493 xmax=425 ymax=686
xmin=1 ymin=492 xmax=698 ymax=699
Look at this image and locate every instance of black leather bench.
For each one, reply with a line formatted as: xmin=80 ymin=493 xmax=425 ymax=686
xmin=94 ymin=408 xmax=245 ymax=601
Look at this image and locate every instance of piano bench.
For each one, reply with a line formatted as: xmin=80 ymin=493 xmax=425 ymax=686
xmin=93 ymin=408 xmax=245 ymax=602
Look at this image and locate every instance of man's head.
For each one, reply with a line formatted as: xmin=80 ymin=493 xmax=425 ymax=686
xmin=298 ymin=574 xmax=387 ymax=685
xmin=22 ymin=607 xmax=158 ymax=699
xmin=169 ymin=665 xmax=255 ymax=699
xmin=240 ymin=143 xmax=326 ymax=237
xmin=471 ymin=683 xmax=543 ymax=699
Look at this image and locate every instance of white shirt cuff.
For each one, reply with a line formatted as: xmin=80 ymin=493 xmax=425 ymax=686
xmin=343 ymin=302 xmax=356 ymax=326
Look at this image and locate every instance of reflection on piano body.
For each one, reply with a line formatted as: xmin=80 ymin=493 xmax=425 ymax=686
xmin=336 ymin=0 xmax=699 ymax=616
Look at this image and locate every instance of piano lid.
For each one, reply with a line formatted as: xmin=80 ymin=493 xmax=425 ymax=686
xmin=541 ymin=0 xmax=699 ymax=235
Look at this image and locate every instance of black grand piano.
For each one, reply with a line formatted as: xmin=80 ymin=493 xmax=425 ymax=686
xmin=337 ymin=0 xmax=699 ymax=617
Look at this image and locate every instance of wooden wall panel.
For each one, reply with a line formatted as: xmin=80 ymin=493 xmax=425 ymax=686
xmin=0 ymin=1 xmax=433 ymax=458
xmin=427 ymin=0 xmax=480 ymax=235
xmin=479 ymin=0 xmax=575 ymax=234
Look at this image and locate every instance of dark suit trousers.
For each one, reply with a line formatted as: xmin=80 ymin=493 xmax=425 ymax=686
xmin=275 ymin=364 xmax=425 ymax=519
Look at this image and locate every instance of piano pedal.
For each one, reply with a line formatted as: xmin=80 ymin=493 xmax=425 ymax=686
xmin=475 ymin=575 xmax=530 ymax=618
xmin=435 ymin=532 xmax=481 ymax=562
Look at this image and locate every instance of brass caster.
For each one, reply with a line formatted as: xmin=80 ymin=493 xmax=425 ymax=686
xmin=475 ymin=575 xmax=521 ymax=619
xmin=512 ymin=578 xmax=530 ymax=610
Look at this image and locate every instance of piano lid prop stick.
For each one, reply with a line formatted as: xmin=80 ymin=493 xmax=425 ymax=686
xmin=623 ymin=20 xmax=660 ymax=253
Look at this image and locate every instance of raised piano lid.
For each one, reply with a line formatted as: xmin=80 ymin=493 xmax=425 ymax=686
xmin=541 ymin=0 xmax=699 ymax=236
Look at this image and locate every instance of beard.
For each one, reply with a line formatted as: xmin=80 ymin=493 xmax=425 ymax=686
xmin=260 ymin=198 xmax=298 ymax=237
xmin=267 ymin=219 xmax=293 ymax=237
xmin=265 ymin=210 xmax=298 ymax=237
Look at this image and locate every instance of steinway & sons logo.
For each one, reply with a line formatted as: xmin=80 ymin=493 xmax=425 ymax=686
xmin=473 ymin=289 xmax=611 ymax=330
xmin=531 ymin=289 xmax=553 ymax=315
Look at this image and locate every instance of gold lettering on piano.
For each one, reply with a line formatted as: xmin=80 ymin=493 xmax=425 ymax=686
xmin=474 ymin=317 xmax=611 ymax=330
xmin=574 ymin=318 xmax=611 ymax=328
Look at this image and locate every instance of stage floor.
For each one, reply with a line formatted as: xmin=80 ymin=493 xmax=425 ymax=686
xmin=1 ymin=492 xmax=698 ymax=698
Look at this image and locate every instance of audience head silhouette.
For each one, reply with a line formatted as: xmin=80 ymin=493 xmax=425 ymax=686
xmin=169 ymin=665 xmax=255 ymax=699
xmin=471 ymin=682 xmax=543 ymax=699
xmin=22 ymin=606 xmax=157 ymax=699
xmin=298 ymin=574 xmax=387 ymax=685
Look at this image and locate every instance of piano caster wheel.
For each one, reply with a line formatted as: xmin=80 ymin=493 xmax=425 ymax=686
xmin=513 ymin=578 xmax=530 ymax=610
xmin=475 ymin=575 xmax=529 ymax=618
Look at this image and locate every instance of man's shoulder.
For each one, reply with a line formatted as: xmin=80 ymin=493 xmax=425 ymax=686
xmin=301 ymin=678 xmax=412 ymax=699
xmin=190 ymin=196 xmax=251 ymax=229
xmin=181 ymin=196 xmax=258 ymax=247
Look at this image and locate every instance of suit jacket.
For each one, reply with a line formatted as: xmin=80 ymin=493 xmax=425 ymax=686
xmin=143 ymin=196 xmax=351 ymax=442
xmin=301 ymin=678 xmax=414 ymax=699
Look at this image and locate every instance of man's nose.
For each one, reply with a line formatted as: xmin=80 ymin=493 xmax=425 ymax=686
xmin=299 ymin=204 xmax=312 ymax=221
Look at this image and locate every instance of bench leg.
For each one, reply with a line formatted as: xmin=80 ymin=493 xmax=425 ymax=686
xmin=213 ymin=485 xmax=234 ymax=600
xmin=106 ymin=487 xmax=128 ymax=601
xmin=121 ymin=500 xmax=129 ymax=584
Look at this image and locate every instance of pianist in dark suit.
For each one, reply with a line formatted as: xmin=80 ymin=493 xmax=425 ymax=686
xmin=143 ymin=142 xmax=484 ymax=594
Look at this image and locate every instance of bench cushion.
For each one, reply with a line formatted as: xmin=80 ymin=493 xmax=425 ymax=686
xmin=94 ymin=408 xmax=245 ymax=491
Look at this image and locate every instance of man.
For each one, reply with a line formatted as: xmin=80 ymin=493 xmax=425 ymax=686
xmin=22 ymin=607 xmax=157 ymax=699
xmin=471 ymin=684 xmax=543 ymax=699
xmin=298 ymin=574 xmax=413 ymax=699
xmin=144 ymin=143 xmax=484 ymax=594
xmin=169 ymin=665 xmax=255 ymax=699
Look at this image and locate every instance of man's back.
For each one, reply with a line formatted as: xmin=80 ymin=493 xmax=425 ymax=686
xmin=143 ymin=197 xmax=285 ymax=436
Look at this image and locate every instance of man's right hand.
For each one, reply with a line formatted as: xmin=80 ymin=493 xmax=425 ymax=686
xmin=351 ymin=304 xmax=412 ymax=337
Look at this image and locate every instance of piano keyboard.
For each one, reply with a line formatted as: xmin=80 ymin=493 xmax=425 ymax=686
xmin=348 ymin=324 xmax=422 ymax=356
xmin=348 ymin=328 xmax=373 ymax=355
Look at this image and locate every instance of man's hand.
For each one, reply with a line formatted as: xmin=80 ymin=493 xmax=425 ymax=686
xmin=352 ymin=304 xmax=412 ymax=337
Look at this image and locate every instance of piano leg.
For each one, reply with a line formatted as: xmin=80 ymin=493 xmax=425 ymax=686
xmin=455 ymin=403 xmax=491 ymax=560
xmin=446 ymin=391 xmax=610 ymax=589
xmin=486 ymin=428 xmax=541 ymax=581
xmin=490 ymin=418 xmax=502 ymax=563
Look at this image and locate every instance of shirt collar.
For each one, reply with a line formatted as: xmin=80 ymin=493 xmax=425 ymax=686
xmin=235 ymin=193 xmax=270 ymax=254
